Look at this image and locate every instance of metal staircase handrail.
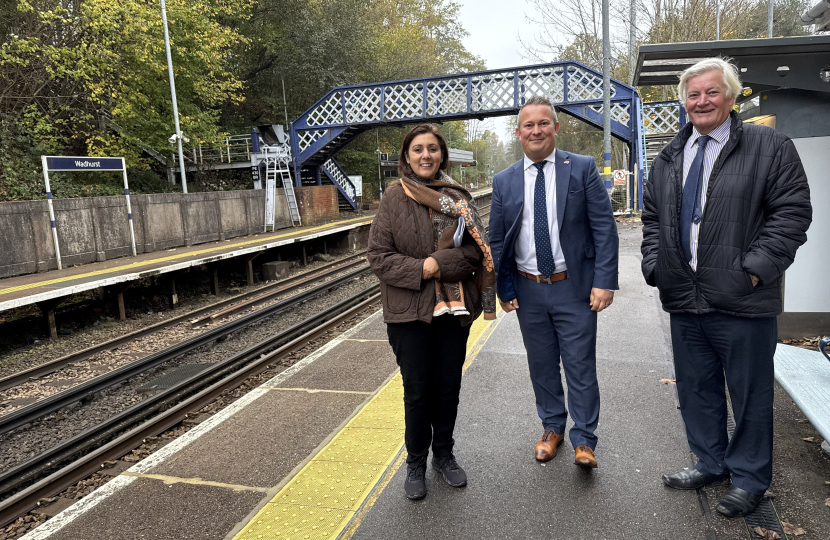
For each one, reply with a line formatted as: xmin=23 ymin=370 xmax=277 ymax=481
xmin=321 ymin=159 xmax=357 ymax=209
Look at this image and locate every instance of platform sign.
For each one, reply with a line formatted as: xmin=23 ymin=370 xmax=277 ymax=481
xmin=250 ymin=153 xmax=263 ymax=190
xmin=348 ymin=175 xmax=363 ymax=197
xmin=264 ymin=173 xmax=276 ymax=232
xmin=41 ymin=155 xmax=137 ymax=270
xmin=45 ymin=157 xmax=125 ymax=171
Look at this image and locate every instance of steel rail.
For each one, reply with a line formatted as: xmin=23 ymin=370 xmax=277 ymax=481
xmin=0 ymin=253 xmax=366 ymax=393
xmin=0 ymin=283 xmax=380 ymax=497
xmin=0 ymin=288 xmax=381 ymax=527
xmin=0 ymin=266 xmax=371 ymax=436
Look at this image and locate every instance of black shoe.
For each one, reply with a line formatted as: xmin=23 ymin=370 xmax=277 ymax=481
xmin=432 ymin=454 xmax=467 ymax=487
xmin=662 ymin=468 xmax=729 ymax=490
xmin=715 ymin=486 xmax=764 ymax=518
xmin=404 ymin=461 xmax=427 ymax=500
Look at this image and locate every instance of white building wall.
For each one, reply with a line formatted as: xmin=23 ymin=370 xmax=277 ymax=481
xmin=784 ymin=136 xmax=830 ymax=313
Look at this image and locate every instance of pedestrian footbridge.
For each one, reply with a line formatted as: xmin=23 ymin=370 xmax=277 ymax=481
xmin=174 ymin=63 xmax=688 ymax=211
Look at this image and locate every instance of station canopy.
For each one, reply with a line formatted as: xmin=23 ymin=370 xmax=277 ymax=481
xmin=633 ymin=35 xmax=830 ymax=103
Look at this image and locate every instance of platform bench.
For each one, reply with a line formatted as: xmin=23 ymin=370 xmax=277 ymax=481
xmin=774 ymin=342 xmax=830 ymax=454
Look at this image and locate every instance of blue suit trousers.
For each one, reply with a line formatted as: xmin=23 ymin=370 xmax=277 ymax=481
xmin=670 ymin=312 xmax=776 ymax=495
xmin=514 ymin=274 xmax=599 ymax=449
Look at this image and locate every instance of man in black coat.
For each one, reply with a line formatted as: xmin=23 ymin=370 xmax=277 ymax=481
xmin=641 ymin=58 xmax=812 ymax=518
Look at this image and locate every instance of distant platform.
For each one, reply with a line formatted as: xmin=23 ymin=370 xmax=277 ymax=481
xmin=0 ymin=215 xmax=373 ymax=314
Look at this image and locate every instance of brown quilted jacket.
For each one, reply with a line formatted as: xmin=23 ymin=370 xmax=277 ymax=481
xmin=368 ymin=183 xmax=484 ymax=326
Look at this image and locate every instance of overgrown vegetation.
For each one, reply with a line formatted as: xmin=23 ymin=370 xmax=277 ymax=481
xmin=0 ymin=0 xmax=812 ymax=202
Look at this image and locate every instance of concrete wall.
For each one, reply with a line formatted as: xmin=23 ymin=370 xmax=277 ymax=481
xmin=295 ymin=186 xmax=339 ymax=226
xmin=0 ymin=189 xmax=293 ymax=278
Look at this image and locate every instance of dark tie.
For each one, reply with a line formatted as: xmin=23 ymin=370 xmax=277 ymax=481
xmin=533 ymin=161 xmax=556 ymax=276
xmin=680 ymin=135 xmax=712 ymax=262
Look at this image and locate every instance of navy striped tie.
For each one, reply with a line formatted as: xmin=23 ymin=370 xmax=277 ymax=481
xmin=533 ymin=161 xmax=556 ymax=276
xmin=680 ymin=135 xmax=711 ymax=262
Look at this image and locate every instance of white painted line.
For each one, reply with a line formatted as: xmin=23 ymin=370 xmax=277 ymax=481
xmin=0 ymin=219 xmax=371 ymax=312
xmin=19 ymin=475 xmax=138 ymax=540
xmin=20 ymin=307 xmax=383 ymax=539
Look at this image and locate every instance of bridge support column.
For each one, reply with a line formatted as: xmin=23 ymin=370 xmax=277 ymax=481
xmin=312 ymin=166 xmax=322 ymax=186
xmin=36 ymin=298 xmax=62 ymax=340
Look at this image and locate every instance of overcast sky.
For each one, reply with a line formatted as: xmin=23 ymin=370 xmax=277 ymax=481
xmin=457 ymin=0 xmax=532 ymax=70
xmin=457 ymin=0 xmax=535 ymax=140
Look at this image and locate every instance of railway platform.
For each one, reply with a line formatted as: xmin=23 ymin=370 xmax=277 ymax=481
xmin=0 ymin=215 xmax=374 ymax=337
xmin=11 ymin=226 xmax=826 ymax=540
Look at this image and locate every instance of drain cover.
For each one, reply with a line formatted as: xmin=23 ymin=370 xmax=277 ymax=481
xmin=725 ymin=391 xmax=787 ymax=538
xmin=137 ymin=364 xmax=212 ymax=396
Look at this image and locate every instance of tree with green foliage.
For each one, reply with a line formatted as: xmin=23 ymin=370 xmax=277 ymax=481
xmin=1 ymin=0 xmax=251 ymax=199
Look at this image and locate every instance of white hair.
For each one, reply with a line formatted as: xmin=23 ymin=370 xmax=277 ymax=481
xmin=677 ymin=58 xmax=742 ymax=102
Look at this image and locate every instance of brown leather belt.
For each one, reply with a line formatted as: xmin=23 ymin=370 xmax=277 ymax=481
xmin=518 ymin=270 xmax=569 ymax=284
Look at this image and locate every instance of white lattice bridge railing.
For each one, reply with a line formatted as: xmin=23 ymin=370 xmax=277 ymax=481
xmin=642 ymin=102 xmax=686 ymax=136
xmin=322 ymin=159 xmax=356 ymax=201
xmin=291 ymin=61 xmax=638 ymax=176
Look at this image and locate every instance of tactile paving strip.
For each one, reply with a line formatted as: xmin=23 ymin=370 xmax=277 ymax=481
xmin=314 ymin=428 xmax=404 ymax=465
xmin=271 ymin=461 xmax=387 ymax=510
xmin=236 ymin=505 xmax=350 ymax=540
xmin=233 ymin=312 xmax=502 ymax=540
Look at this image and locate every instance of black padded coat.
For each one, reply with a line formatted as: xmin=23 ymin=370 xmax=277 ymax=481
xmin=641 ymin=112 xmax=812 ymax=317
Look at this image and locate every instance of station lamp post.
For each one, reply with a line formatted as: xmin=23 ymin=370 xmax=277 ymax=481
xmin=160 ymin=0 xmax=188 ymax=193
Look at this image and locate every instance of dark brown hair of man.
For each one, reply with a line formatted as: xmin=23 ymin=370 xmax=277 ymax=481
xmin=397 ymin=123 xmax=450 ymax=179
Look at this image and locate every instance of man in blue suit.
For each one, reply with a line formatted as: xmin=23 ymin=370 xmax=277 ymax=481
xmin=489 ymin=95 xmax=619 ymax=468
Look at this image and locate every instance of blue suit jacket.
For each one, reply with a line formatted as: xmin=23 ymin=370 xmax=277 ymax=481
xmin=488 ymin=148 xmax=619 ymax=302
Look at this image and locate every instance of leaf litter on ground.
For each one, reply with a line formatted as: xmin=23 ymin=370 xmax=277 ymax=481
xmin=753 ymin=526 xmax=780 ymax=539
xmin=782 ymin=519 xmax=806 ymax=536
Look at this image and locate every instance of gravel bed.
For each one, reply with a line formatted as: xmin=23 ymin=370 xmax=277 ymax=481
xmin=0 ymin=256 xmax=366 ymax=413
xmin=0 ymin=300 xmax=380 ymax=540
xmin=0 ymin=271 xmax=377 ymax=474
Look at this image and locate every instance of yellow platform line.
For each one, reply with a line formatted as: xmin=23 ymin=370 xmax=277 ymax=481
xmin=232 ymin=311 xmax=502 ymax=540
xmin=0 ymin=217 xmax=372 ymax=297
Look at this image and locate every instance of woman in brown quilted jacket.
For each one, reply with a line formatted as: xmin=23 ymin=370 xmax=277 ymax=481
xmin=368 ymin=124 xmax=496 ymax=500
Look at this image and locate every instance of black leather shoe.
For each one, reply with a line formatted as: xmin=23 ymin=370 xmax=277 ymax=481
xmin=404 ymin=461 xmax=427 ymax=500
xmin=715 ymin=486 xmax=764 ymax=518
xmin=432 ymin=454 xmax=467 ymax=487
xmin=662 ymin=468 xmax=729 ymax=490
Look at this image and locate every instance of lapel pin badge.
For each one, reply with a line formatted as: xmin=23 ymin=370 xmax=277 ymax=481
xmin=564 ymin=160 xmax=569 ymax=164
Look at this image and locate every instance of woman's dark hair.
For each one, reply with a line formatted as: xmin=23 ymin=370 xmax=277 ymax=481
xmin=397 ymin=124 xmax=449 ymax=179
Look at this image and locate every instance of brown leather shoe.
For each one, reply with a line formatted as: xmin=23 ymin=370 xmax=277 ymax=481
xmin=535 ymin=430 xmax=564 ymax=462
xmin=574 ymin=445 xmax=597 ymax=468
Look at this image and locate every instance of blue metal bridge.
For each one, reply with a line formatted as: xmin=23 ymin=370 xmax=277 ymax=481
xmin=289 ymin=61 xmax=686 ymax=210
xmin=170 ymin=63 xmax=688 ymax=211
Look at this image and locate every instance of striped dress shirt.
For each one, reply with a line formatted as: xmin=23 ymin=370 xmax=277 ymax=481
xmin=682 ymin=118 xmax=731 ymax=271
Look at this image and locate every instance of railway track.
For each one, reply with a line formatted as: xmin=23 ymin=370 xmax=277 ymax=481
xmin=0 ymin=264 xmax=372 ymax=436
xmin=0 ymin=284 xmax=381 ymax=527
xmin=0 ymin=253 xmax=367 ymax=393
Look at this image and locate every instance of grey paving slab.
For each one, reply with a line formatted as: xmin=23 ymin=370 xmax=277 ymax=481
xmin=346 ymin=311 xmax=389 ymax=341
xmin=150 ymin=390 xmax=367 ymax=488
xmin=349 ymin=229 xmax=747 ymax=539
xmin=49 ymin=478 xmax=263 ymax=540
xmin=275 ymin=340 xmax=397 ymax=392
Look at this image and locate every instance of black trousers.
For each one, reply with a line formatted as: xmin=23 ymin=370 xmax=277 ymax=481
xmin=387 ymin=316 xmax=471 ymax=464
xmin=670 ymin=312 xmax=776 ymax=495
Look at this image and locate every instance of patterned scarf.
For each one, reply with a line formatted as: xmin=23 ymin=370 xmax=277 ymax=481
xmin=399 ymin=172 xmax=496 ymax=321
